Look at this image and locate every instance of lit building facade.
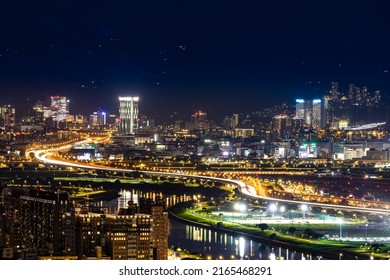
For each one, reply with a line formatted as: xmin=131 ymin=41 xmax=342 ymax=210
xmin=311 ymin=99 xmax=322 ymax=130
xmin=234 ymin=128 xmax=254 ymax=138
xmin=0 ymin=105 xmax=15 ymax=136
xmin=51 ymin=96 xmax=69 ymax=123
xmin=1 ymin=188 xmax=71 ymax=256
xmin=89 ymin=110 xmax=107 ymax=127
xmin=295 ymin=99 xmax=305 ymax=119
xmin=119 ymin=96 xmax=139 ymax=135
xmin=295 ymin=99 xmax=322 ymax=130
xmin=191 ymin=111 xmax=209 ymax=131
xmin=68 ymin=212 xmax=153 ymax=260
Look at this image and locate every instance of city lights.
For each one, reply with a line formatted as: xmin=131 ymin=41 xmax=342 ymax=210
xmin=1 ymin=2 xmax=390 ymax=268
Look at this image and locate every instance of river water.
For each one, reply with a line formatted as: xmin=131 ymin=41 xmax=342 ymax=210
xmin=168 ymin=218 xmax=319 ymax=260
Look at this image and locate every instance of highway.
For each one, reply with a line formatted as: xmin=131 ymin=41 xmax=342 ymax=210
xmin=32 ymin=142 xmax=390 ymax=216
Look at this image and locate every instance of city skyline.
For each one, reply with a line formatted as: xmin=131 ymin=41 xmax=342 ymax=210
xmin=2 ymin=0 xmax=390 ymax=269
xmin=0 ymin=80 xmax=386 ymax=126
xmin=0 ymin=1 xmax=389 ymax=120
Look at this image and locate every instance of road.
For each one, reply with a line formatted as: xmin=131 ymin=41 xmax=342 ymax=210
xmin=32 ymin=141 xmax=390 ymax=216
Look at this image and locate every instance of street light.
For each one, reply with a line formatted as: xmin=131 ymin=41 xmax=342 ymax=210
xmin=300 ymin=204 xmax=308 ymax=220
xmin=280 ymin=206 xmax=286 ymax=218
xmin=365 ymin=223 xmax=368 ymax=240
xmin=239 ymin=204 xmax=246 ymax=219
xmin=234 ymin=203 xmax=246 ymax=220
xmin=337 ymin=218 xmax=343 ymax=239
xmin=269 ymin=204 xmax=277 ymax=218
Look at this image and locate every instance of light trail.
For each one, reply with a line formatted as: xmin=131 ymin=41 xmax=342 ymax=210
xmin=33 ymin=144 xmax=390 ymax=216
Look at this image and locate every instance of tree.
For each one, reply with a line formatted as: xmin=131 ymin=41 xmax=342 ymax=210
xmin=257 ymin=223 xmax=269 ymax=231
xmin=269 ymin=233 xmax=277 ymax=240
xmin=288 ymin=227 xmax=297 ymax=235
xmin=303 ymin=228 xmax=322 ymax=239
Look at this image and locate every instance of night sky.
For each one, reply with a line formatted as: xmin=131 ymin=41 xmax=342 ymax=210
xmin=0 ymin=0 xmax=389 ymax=121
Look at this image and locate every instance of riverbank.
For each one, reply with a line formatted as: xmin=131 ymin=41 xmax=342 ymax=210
xmin=169 ymin=201 xmax=390 ymax=260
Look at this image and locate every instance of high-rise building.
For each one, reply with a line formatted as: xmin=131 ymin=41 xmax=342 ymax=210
xmin=321 ymin=96 xmax=332 ymax=128
xmin=32 ymin=101 xmax=44 ymax=126
xmin=1 ymin=188 xmax=71 ymax=256
xmin=296 ymin=99 xmax=322 ymax=130
xmin=303 ymin=100 xmax=313 ymax=126
xmin=51 ymin=96 xmax=69 ymax=123
xmin=312 ymin=99 xmax=322 ymax=130
xmin=295 ymin=99 xmax=305 ymax=119
xmin=119 ymin=96 xmax=139 ymax=135
xmin=191 ymin=111 xmax=208 ymax=131
xmin=139 ymin=196 xmax=168 ymax=260
xmin=271 ymin=114 xmax=291 ymax=132
xmin=89 ymin=110 xmax=107 ymax=127
xmin=68 ymin=212 xmax=153 ymax=260
xmin=0 ymin=105 xmax=15 ymax=135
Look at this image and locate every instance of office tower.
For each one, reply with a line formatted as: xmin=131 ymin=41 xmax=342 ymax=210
xmin=51 ymin=96 xmax=69 ymax=123
xmin=312 ymin=99 xmax=322 ymax=130
xmin=0 ymin=105 xmax=15 ymax=135
xmin=295 ymin=99 xmax=305 ymax=119
xmin=191 ymin=111 xmax=209 ymax=131
xmin=321 ymin=96 xmax=332 ymax=128
xmin=296 ymin=99 xmax=322 ymax=130
xmin=89 ymin=110 xmax=107 ymax=126
xmin=1 ymin=188 xmax=71 ymax=256
xmin=271 ymin=114 xmax=291 ymax=132
xmin=119 ymin=96 xmax=139 ymax=135
xmin=303 ymin=100 xmax=312 ymax=127
xmin=32 ymin=101 xmax=44 ymax=125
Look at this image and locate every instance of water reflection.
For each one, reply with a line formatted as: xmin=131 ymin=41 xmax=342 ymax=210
xmin=97 ymin=189 xmax=194 ymax=214
xmin=170 ymin=219 xmax=321 ymax=260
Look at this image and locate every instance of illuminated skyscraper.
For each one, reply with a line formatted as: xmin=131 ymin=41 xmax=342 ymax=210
xmin=0 ymin=105 xmax=15 ymax=135
xmin=312 ymin=99 xmax=322 ymax=130
xmin=296 ymin=99 xmax=322 ymax=130
xmin=321 ymin=96 xmax=332 ymax=128
xmin=295 ymin=99 xmax=305 ymax=119
xmin=50 ymin=96 xmax=69 ymax=123
xmin=191 ymin=110 xmax=208 ymax=131
xmin=119 ymin=96 xmax=139 ymax=135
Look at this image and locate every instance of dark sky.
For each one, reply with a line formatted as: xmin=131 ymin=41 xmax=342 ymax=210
xmin=0 ymin=0 xmax=389 ymax=121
